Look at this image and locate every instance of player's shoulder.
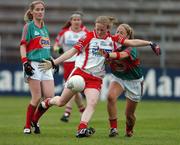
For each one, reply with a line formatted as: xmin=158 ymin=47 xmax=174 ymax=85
xmin=81 ymin=25 xmax=89 ymax=33
xmin=58 ymin=28 xmax=69 ymax=36
xmin=79 ymin=31 xmax=93 ymax=40
xmin=22 ymin=21 xmax=33 ymax=31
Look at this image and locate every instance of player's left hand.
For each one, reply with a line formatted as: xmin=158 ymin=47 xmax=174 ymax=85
xmin=150 ymin=42 xmax=161 ymax=56
xmin=38 ymin=59 xmax=53 ymax=71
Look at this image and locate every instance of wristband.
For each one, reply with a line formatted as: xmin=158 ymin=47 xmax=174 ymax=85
xmin=50 ymin=59 xmax=56 ymax=68
xmin=21 ymin=57 xmax=28 ymax=64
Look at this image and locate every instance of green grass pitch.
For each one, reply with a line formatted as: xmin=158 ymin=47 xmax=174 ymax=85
xmin=0 ymin=96 xmax=180 ymax=145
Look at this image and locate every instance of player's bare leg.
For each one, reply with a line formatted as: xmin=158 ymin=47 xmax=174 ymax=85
xmin=32 ymin=80 xmax=54 ymax=134
xmin=107 ymin=81 xmax=123 ymax=137
xmin=24 ymin=79 xmax=41 ymax=134
xmin=125 ymin=98 xmax=138 ymax=137
xmin=60 ymin=95 xmax=75 ymax=122
xmin=74 ymin=93 xmax=85 ymax=114
xmin=76 ymin=88 xmax=99 ymax=138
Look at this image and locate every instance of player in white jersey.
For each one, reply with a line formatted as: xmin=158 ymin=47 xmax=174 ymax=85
xmin=38 ymin=16 xmax=160 ymax=138
xmin=53 ymin=11 xmax=88 ymax=122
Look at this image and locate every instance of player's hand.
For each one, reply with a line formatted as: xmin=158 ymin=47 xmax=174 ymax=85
xmin=38 ymin=59 xmax=53 ymax=71
xmin=150 ymin=42 xmax=161 ymax=56
xmin=24 ymin=61 xmax=34 ymax=76
xmin=98 ymin=49 xmax=109 ymax=58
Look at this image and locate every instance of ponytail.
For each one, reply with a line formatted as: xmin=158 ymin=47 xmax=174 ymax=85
xmin=24 ymin=9 xmax=33 ymax=22
xmin=24 ymin=0 xmax=45 ymax=23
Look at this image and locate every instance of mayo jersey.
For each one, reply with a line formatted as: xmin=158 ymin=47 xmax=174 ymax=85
xmin=73 ymin=30 xmax=124 ymax=78
xmin=55 ymin=27 xmax=88 ymax=62
xmin=109 ymin=46 xmax=143 ymax=80
xmin=20 ymin=21 xmax=51 ymax=61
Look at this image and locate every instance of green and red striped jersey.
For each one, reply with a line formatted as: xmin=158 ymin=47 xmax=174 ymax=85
xmin=20 ymin=21 xmax=51 ymax=61
xmin=109 ymin=46 xmax=143 ymax=80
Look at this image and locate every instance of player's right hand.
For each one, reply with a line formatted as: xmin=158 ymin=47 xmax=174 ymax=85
xmin=24 ymin=61 xmax=34 ymax=76
xmin=38 ymin=59 xmax=53 ymax=71
xmin=98 ymin=49 xmax=110 ymax=58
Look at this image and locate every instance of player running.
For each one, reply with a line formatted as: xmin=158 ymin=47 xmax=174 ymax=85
xmin=98 ymin=23 xmax=160 ymax=137
xmin=38 ymin=16 xmax=160 ymax=138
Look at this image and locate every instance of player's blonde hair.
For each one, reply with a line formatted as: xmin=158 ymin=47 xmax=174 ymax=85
xmin=24 ymin=0 xmax=45 ymax=22
xmin=119 ymin=23 xmax=134 ymax=39
xmin=95 ymin=16 xmax=118 ymax=30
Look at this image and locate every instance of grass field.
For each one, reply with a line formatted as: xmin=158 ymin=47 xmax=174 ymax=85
xmin=0 ymin=97 xmax=180 ymax=145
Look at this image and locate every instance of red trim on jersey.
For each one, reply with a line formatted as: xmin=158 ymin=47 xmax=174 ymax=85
xmin=20 ymin=23 xmax=28 ymax=46
xmin=113 ymin=42 xmax=118 ymax=51
xmin=21 ymin=57 xmax=28 ymax=64
xmin=120 ymin=37 xmax=126 ymax=44
xmin=82 ymin=44 xmax=90 ymax=69
xmin=55 ymin=28 xmax=69 ymax=44
xmin=26 ymin=36 xmax=42 ymax=53
xmin=115 ymin=52 xmax=121 ymax=59
xmin=20 ymin=40 xmax=28 ymax=46
xmin=112 ymin=35 xmax=126 ymax=45
xmin=73 ymin=31 xmax=94 ymax=52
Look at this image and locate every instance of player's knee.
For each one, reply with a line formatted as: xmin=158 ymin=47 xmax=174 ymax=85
xmin=31 ymin=96 xmax=41 ymax=106
xmin=88 ymin=99 xmax=98 ymax=108
xmin=107 ymin=94 xmax=116 ymax=104
xmin=56 ymin=99 xmax=66 ymax=107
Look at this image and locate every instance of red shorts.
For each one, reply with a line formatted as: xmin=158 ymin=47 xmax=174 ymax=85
xmin=63 ymin=62 xmax=75 ymax=81
xmin=71 ymin=68 xmax=103 ymax=91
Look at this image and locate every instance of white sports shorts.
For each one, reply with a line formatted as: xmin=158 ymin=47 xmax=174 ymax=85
xmin=24 ymin=61 xmax=54 ymax=82
xmin=111 ymin=74 xmax=144 ymax=102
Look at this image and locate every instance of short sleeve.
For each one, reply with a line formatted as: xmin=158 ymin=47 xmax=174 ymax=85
xmin=73 ymin=33 xmax=91 ymax=52
xmin=20 ymin=23 xmax=31 ymax=46
xmin=55 ymin=28 xmax=67 ymax=46
xmin=112 ymin=35 xmax=126 ymax=45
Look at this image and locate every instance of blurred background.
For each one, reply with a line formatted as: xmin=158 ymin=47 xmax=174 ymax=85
xmin=0 ymin=0 xmax=180 ymax=100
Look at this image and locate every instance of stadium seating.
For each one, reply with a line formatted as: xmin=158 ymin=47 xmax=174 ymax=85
xmin=0 ymin=0 xmax=180 ymax=68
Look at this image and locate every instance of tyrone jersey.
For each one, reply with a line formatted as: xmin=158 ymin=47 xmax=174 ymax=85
xmin=73 ymin=30 xmax=124 ymax=78
xmin=20 ymin=21 xmax=51 ymax=62
xmin=55 ymin=27 xmax=88 ymax=62
xmin=109 ymin=46 xmax=143 ymax=80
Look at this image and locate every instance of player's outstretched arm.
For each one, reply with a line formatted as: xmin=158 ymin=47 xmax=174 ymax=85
xmin=38 ymin=47 xmax=78 ymax=71
xmin=123 ymin=39 xmax=161 ymax=56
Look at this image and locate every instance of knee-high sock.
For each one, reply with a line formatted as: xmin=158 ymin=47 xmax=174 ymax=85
xmin=32 ymin=106 xmax=48 ymax=123
xmin=25 ymin=104 xmax=36 ymax=128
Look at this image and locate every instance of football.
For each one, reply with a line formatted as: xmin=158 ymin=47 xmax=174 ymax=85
xmin=66 ymin=75 xmax=85 ymax=92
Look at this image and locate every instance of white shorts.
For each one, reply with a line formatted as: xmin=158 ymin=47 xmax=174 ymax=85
xmin=24 ymin=61 xmax=54 ymax=83
xmin=111 ymin=74 xmax=144 ymax=102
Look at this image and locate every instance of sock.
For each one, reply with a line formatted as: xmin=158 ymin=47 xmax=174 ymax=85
xmin=32 ymin=106 xmax=48 ymax=123
xmin=78 ymin=121 xmax=88 ymax=130
xmin=79 ymin=105 xmax=85 ymax=113
xmin=109 ymin=118 xmax=117 ymax=129
xmin=25 ymin=104 xmax=36 ymax=128
xmin=64 ymin=106 xmax=72 ymax=116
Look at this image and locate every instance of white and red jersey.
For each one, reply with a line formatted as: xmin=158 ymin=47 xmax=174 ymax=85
xmin=55 ymin=26 xmax=88 ymax=62
xmin=73 ymin=30 xmax=125 ymax=78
